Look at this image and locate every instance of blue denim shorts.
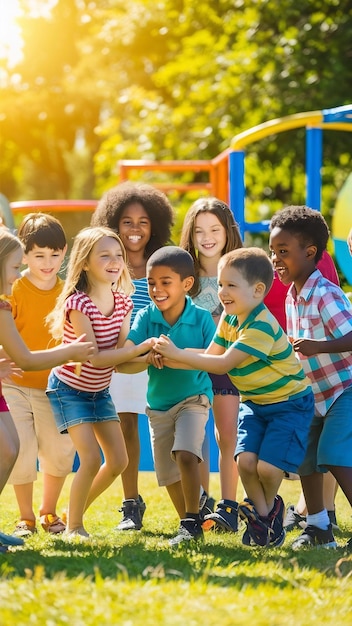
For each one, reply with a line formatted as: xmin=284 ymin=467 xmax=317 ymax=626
xmin=235 ymin=390 xmax=315 ymax=474
xmin=46 ymin=372 xmax=119 ymax=434
xmin=299 ymin=385 xmax=352 ymax=475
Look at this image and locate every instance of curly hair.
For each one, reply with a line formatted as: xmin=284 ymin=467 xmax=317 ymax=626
xmin=91 ymin=182 xmax=174 ymax=259
xmin=270 ymin=205 xmax=329 ymax=263
xmin=179 ymin=197 xmax=242 ymax=297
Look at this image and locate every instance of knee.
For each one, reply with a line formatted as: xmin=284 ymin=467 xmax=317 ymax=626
xmin=237 ymin=453 xmax=257 ymax=478
xmin=175 ymin=449 xmax=197 ymax=469
xmin=120 ymin=414 xmax=139 ymax=441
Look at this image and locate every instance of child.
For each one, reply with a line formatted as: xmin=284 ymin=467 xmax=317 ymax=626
xmin=269 ymin=205 xmax=352 ymax=551
xmin=0 ymin=229 xmax=93 ymax=545
xmin=3 ymin=214 xmax=76 ymax=538
xmin=45 ymin=226 xmax=154 ymax=538
xmin=0 ymin=357 xmax=24 ymax=551
xmin=153 ymin=247 xmax=315 ymax=548
xmin=91 ymin=182 xmax=174 ymax=530
xmin=180 ymin=197 xmax=242 ymax=532
xmin=118 ymin=246 xmax=214 ymax=546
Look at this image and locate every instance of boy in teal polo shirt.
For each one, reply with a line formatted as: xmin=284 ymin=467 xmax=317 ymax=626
xmin=120 ymin=246 xmax=214 ymax=546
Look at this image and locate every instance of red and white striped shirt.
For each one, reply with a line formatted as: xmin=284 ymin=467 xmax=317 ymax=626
xmin=53 ymin=290 xmax=133 ymax=392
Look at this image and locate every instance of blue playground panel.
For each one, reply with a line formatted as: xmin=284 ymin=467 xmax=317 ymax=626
xmin=72 ymin=409 xmax=219 ymax=472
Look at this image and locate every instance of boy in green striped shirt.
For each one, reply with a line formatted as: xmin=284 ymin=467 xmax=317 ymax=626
xmin=153 ymin=247 xmax=314 ymax=548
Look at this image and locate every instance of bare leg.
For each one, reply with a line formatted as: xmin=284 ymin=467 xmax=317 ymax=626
xmin=174 ymin=450 xmax=201 ymax=515
xmin=13 ymin=483 xmax=35 ymax=522
xmin=66 ymin=423 xmax=102 ymax=532
xmin=213 ymin=394 xmax=239 ymax=501
xmin=327 ymin=466 xmax=352 ymax=508
xmin=166 ymin=481 xmax=185 ymax=518
xmin=199 ymin=434 xmax=210 ymax=495
xmin=300 ymin=472 xmax=324 ymax=515
xmin=40 ymin=474 xmax=66 ymax=517
xmin=119 ymin=412 xmax=140 ymax=500
xmin=323 ymin=471 xmax=338 ymax=510
xmin=0 ymin=411 xmax=19 ymax=494
xmin=238 ymin=453 xmax=282 ymax=516
xmin=85 ymin=421 xmax=128 ymax=510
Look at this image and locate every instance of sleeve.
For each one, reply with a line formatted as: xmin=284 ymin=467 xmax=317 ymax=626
xmin=318 ymin=287 xmax=352 ymax=338
xmin=127 ymin=307 xmax=150 ymax=344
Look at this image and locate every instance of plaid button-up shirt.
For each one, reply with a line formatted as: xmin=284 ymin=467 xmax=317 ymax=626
xmin=286 ymin=269 xmax=352 ymax=416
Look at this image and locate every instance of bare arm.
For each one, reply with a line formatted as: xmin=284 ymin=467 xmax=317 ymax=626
xmin=293 ymin=330 xmax=352 ymax=356
xmin=153 ymin=334 xmax=247 ymax=374
xmin=0 ymin=309 xmax=94 ymax=370
xmin=69 ymin=310 xmax=154 ymax=368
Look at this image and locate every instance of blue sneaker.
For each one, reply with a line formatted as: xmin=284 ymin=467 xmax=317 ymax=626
xmin=291 ymin=524 xmax=337 ymax=550
xmin=268 ymin=495 xmax=286 ymax=547
xmin=204 ymin=499 xmax=238 ymax=533
xmin=238 ymin=499 xmax=270 ymax=547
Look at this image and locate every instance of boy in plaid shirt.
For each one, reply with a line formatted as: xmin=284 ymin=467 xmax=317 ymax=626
xmin=270 ymin=205 xmax=352 ymax=551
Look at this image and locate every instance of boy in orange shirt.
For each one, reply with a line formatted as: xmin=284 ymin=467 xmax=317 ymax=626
xmin=3 ymin=213 xmax=76 ymax=536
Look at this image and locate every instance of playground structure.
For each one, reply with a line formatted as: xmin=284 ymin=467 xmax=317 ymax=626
xmin=1 ymin=105 xmax=352 ymax=471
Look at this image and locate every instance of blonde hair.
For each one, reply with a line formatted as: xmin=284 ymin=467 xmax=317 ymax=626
xmin=47 ymin=226 xmax=134 ymax=339
xmin=0 ymin=229 xmax=23 ymax=296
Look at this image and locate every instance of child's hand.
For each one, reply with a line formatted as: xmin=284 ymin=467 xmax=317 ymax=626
xmin=0 ymin=358 xmax=23 ymax=382
xmin=154 ymin=334 xmax=179 ymax=360
xmin=146 ymin=350 xmax=164 ymax=369
xmin=292 ymin=338 xmax=320 ymax=357
xmin=68 ymin=334 xmax=95 ymax=363
xmin=137 ymin=337 xmax=157 ymax=356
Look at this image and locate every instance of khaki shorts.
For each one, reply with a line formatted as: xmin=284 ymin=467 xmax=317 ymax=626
xmin=146 ymin=394 xmax=210 ymax=487
xmin=3 ymin=383 xmax=76 ymax=484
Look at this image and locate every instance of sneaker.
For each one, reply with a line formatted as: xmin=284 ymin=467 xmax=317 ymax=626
xmin=199 ymin=491 xmax=216 ymax=530
xmin=40 ymin=514 xmax=66 ymax=534
xmin=268 ymin=495 xmax=286 ymax=547
xmin=283 ymin=505 xmax=306 ymax=532
xmin=204 ymin=499 xmax=238 ymax=533
xmin=116 ymin=498 xmax=143 ymax=531
xmin=169 ymin=518 xmax=204 ymax=547
xmin=291 ymin=524 xmax=337 ymax=550
xmin=13 ymin=520 xmax=37 ymax=538
xmin=0 ymin=530 xmax=24 ymax=547
xmin=238 ymin=499 xmax=270 ymax=546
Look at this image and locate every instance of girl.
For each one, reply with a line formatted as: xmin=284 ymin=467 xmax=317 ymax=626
xmin=91 ymin=182 xmax=174 ymax=531
xmin=180 ymin=197 xmax=242 ymax=532
xmin=46 ymin=226 xmax=154 ymax=538
xmin=0 ymin=229 xmax=93 ymax=549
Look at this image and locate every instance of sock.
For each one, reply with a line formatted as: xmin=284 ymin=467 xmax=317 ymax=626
xmin=306 ymin=509 xmax=330 ymax=530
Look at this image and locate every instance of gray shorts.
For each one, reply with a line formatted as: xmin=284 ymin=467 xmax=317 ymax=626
xmin=146 ymin=394 xmax=210 ymax=486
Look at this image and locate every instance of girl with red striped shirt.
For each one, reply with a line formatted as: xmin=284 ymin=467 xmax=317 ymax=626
xmin=46 ymin=227 xmax=153 ymax=538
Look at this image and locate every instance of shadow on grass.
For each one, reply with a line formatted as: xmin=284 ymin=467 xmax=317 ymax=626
xmin=1 ymin=528 xmax=351 ymax=587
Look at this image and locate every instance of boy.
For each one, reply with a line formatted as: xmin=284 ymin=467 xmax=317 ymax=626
xmin=119 ymin=246 xmax=214 ymax=546
xmin=3 ymin=213 xmax=76 ymax=537
xmin=154 ymin=247 xmax=315 ymax=548
xmin=270 ymin=205 xmax=352 ymax=551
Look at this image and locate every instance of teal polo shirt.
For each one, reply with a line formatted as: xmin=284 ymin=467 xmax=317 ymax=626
xmin=128 ymin=295 xmax=215 ymax=411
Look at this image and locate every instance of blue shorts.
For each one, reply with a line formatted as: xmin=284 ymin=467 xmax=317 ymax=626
xmin=299 ymin=385 xmax=352 ymax=476
xmin=46 ymin=372 xmax=119 ymax=434
xmin=235 ymin=391 xmax=315 ymax=473
xmin=210 ymin=373 xmax=239 ymax=396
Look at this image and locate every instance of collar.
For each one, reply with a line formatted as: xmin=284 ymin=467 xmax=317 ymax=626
xmin=288 ymin=269 xmax=322 ymax=303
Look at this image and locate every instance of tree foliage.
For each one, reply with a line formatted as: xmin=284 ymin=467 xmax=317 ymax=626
xmin=0 ymin=0 xmax=351 ymax=227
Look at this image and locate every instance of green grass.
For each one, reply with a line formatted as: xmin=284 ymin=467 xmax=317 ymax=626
xmin=1 ymin=474 xmax=352 ymax=625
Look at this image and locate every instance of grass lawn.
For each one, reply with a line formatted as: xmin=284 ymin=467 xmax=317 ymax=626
xmin=0 ymin=472 xmax=351 ymax=626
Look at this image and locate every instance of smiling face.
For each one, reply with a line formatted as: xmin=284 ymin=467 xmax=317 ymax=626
xmin=2 ymin=246 xmax=23 ymax=295
xmin=84 ymin=236 xmax=125 ymax=286
xmin=193 ymin=211 xmax=227 ymax=262
xmin=118 ymin=203 xmax=152 ymax=256
xmin=23 ymin=244 xmax=67 ymax=290
xmin=269 ymin=226 xmax=317 ymax=293
xmin=147 ymin=264 xmax=194 ymax=324
xmin=218 ymin=264 xmax=264 ymax=323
